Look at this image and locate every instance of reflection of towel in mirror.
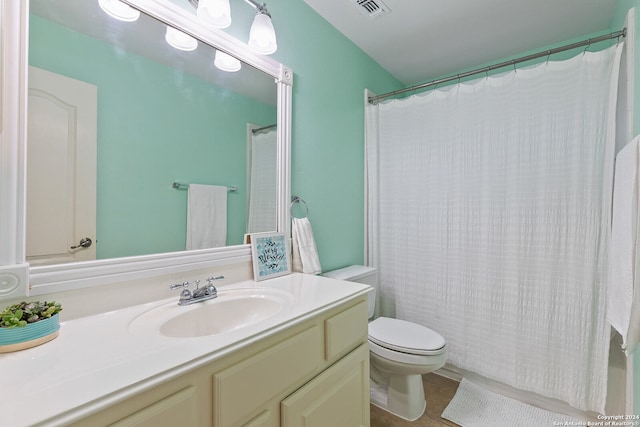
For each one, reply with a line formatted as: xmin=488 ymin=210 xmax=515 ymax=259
xmin=608 ymin=137 xmax=640 ymax=355
xmin=186 ymin=184 xmax=227 ymax=250
xmin=292 ymin=217 xmax=321 ymax=274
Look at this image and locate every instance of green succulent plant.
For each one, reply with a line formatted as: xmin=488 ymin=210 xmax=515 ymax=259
xmin=0 ymin=301 xmax=62 ymax=328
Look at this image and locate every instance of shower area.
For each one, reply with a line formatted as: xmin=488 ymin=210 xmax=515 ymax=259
xmin=365 ymin=26 xmax=633 ymax=416
xmin=246 ymin=123 xmax=278 ymax=233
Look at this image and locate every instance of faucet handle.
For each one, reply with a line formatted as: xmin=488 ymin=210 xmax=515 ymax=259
xmin=170 ymin=281 xmax=190 ymax=290
xmin=170 ymin=281 xmax=192 ymax=301
xmin=206 ymin=276 xmax=224 ymax=285
xmin=205 ymin=276 xmax=222 ymax=298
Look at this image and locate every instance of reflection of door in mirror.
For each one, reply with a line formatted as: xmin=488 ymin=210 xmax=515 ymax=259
xmin=27 ymin=66 xmax=97 ymax=265
xmin=246 ymin=123 xmax=277 ymax=233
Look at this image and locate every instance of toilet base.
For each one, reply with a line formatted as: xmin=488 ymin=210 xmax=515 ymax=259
xmin=370 ymin=370 xmax=427 ymax=421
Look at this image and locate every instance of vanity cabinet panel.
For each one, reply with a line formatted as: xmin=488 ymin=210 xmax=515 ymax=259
xmin=64 ymin=295 xmax=369 ymax=427
xmin=108 ymin=386 xmax=197 ymax=427
xmin=241 ymin=410 xmax=272 ymax=427
xmin=281 ymin=343 xmax=370 ymax=427
xmin=67 ymin=370 xmax=209 ymax=427
xmin=212 ymin=325 xmax=323 ymax=427
xmin=324 ymin=301 xmax=368 ymax=361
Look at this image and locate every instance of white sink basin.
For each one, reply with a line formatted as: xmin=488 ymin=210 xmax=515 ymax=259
xmin=129 ymin=288 xmax=294 ymax=338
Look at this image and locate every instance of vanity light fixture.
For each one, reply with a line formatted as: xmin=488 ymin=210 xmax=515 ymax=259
xmin=197 ymin=0 xmax=232 ymax=29
xmin=214 ymin=50 xmax=242 ymax=72
xmin=188 ymin=0 xmax=278 ymax=55
xmin=98 ymin=0 xmax=140 ymax=22
xmin=165 ymin=26 xmax=198 ymax=51
xmin=248 ymin=3 xmax=277 ymax=55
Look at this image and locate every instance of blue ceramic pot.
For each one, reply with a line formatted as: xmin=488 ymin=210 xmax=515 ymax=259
xmin=0 ymin=314 xmax=60 ymax=346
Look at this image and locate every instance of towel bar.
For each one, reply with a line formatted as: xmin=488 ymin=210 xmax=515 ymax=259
xmin=172 ymin=182 xmax=238 ymax=192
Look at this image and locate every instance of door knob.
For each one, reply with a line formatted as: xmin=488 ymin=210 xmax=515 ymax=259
xmin=70 ymin=237 xmax=92 ymax=249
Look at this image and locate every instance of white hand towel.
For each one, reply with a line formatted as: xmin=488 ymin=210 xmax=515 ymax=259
xmin=608 ymin=137 xmax=640 ymax=355
xmin=292 ymin=217 xmax=322 ymax=275
xmin=186 ymin=184 xmax=228 ymax=250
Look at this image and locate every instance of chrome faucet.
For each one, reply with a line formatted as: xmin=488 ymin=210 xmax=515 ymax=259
xmin=170 ymin=276 xmax=224 ymax=306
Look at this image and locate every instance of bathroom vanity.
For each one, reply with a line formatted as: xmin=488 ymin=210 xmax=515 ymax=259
xmin=0 ymin=2 xmax=374 ymax=425
xmin=0 ymin=274 xmax=371 ymax=427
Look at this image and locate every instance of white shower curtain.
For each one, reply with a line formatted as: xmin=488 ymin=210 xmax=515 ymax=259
xmin=365 ymin=44 xmax=622 ymax=413
xmin=247 ymin=127 xmax=277 ymax=233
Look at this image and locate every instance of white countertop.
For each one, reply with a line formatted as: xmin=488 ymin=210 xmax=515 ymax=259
xmin=0 ymin=273 xmax=370 ymax=427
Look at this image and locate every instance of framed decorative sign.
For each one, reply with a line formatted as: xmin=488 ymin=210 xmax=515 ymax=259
xmin=250 ymin=232 xmax=291 ymax=281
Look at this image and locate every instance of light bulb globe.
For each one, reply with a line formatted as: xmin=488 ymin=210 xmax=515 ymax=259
xmin=214 ymin=50 xmax=241 ymax=72
xmin=98 ymin=0 xmax=140 ymax=22
xmin=249 ymin=13 xmax=277 ymax=55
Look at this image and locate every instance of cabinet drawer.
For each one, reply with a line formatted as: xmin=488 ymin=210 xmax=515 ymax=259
xmin=324 ymin=301 xmax=367 ymax=361
xmin=281 ymin=343 xmax=370 ymax=427
xmin=213 ymin=325 xmax=322 ymax=427
xmin=109 ymin=386 xmax=197 ymax=427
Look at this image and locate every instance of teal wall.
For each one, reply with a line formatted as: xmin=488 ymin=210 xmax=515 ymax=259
xmin=268 ymin=0 xmax=402 ymax=271
xmin=29 ymin=15 xmax=276 ymax=258
xmin=260 ymin=1 xmax=403 ymax=270
xmin=171 ymin=0 xmax=403 ymax=271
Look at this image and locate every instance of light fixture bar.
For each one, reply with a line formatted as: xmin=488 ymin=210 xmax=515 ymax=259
xmin=188 ymin=0 xmax=271 ymax=17
xmin=243 ymin=0 xmax=270 ymax=16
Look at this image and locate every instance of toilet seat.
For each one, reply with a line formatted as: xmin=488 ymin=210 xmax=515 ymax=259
xmin=368 ymin=317 xmax=446 ymax=356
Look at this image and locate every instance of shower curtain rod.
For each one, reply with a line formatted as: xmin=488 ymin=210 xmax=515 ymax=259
xmin=252 ymin=123 xmax=277 ymax=133
xmin=368 ymin=28 xmax=626 ymax=104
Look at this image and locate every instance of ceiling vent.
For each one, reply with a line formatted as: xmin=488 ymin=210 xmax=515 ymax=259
xmin=351 ymin=0 xmax=390 ymax=20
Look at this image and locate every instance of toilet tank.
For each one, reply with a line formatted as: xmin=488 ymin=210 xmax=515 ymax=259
xmin=322 ymin=265 xmax=378 ymax=319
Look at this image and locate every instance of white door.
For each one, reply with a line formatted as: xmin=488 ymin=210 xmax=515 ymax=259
xmin=27 ymin=66 xmax=97 ymax=265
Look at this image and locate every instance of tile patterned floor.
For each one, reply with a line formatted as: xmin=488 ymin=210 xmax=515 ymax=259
xmin=370 ymin=374 xmax=461 ymax=427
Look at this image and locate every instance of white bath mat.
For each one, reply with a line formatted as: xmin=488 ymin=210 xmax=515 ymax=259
xmin=442 ymin=378 xmax=581 ymax=427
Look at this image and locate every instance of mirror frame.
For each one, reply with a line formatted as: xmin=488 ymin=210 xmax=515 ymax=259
xmin=0 ymin=0 xmax=292 ymax=298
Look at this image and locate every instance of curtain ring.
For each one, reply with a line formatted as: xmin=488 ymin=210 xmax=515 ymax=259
xmin=583 ymin=38 xmax=592 ymax=54
xmin=512 ymin=60 xmax=517 ymax=73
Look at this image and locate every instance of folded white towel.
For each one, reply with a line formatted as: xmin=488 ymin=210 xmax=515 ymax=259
xmin=292 ymin=217 xmax=322 ymax=275
xmin=186 ymin=184 xmax=228 ymax=250
xmin=608 ymin=137 xmax=640 ymax=355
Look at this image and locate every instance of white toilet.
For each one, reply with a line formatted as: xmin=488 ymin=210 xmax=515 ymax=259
xmin=323 ymin=265 xmax=447 ymax=421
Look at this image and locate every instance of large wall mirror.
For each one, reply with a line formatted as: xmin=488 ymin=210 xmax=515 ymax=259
xmin=0 ymin=0 xmax=292 ymax=297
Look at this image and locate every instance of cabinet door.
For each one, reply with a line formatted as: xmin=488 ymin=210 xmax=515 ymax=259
xmin=281 ymin=343 xmax=370 ymax=427
xmin=213 ymin=325 xmax=323 ymax=427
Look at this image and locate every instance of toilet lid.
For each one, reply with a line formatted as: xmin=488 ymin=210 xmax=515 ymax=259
xmin=368 ymin=317 xmax=446 ymax=355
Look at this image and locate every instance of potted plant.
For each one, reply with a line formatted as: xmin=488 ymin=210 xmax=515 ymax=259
xmin=0 ymin=301 xmax=62 ymax=353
